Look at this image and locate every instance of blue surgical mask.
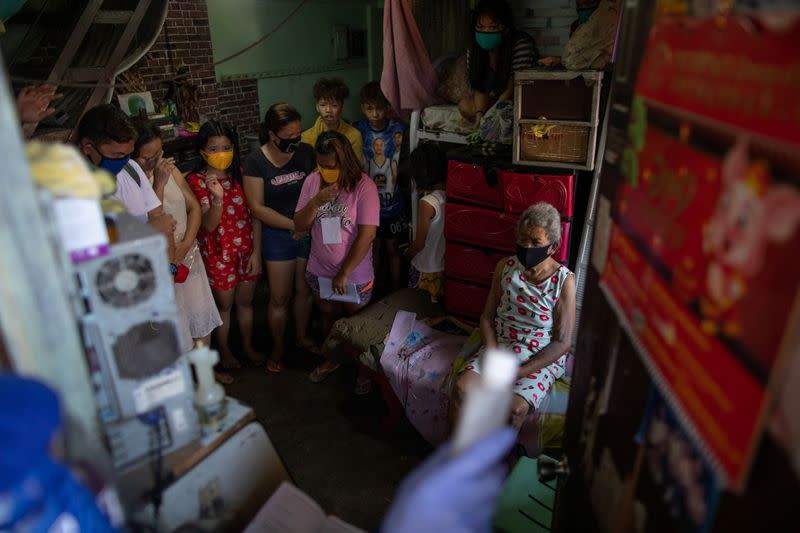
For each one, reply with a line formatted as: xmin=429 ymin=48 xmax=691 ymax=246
xmin=98 ymin=154 xmax=131 ymax=175
xmin=577 ymin=7 xmax=596 ymax=24
xmin=475 ymin=31 xmax=503 ymax=51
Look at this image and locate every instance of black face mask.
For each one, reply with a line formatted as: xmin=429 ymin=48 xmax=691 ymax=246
xmin=275 ymin=135 xmax=301 ymax=153
xmin=516 ymin=243 xmax=551 ymax=269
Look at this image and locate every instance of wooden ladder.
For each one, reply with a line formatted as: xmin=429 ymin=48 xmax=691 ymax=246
xmin=23 ymin=0 xmax=152 ymax=140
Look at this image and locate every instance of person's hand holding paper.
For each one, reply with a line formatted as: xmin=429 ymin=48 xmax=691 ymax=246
xmin=319 ymin=276 xmax=361 ymax=304
xmin=332 ymin=271 xmax=350 ymax=295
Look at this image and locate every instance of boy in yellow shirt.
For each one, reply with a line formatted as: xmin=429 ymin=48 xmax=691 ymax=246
xmin=301 ymin=78 xmax=364 ymax=164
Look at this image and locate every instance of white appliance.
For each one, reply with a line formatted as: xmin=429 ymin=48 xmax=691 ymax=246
xmin=132 ymin=421 xmax=291 ymax=531
xmin=75 ymin=214 xmax=200 ymax=470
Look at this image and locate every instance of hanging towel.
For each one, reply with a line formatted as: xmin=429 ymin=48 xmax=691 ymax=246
xmin=380 ymin=0 xmax=440 ymax=113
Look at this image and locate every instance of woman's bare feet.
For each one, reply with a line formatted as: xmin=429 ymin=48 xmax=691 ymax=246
xmin=217 ymin=346 xmax=241 ymax=370
xmin=296 ymin=337 xmax=321 ymax=355
xmin=309 ymin=360 xmax=341 ymax=383
xmin=214 ymin=370 xmax=234 ymax=385
xmin=243 ymin=346 xmax=266 ymax=366
xmin=266 ymin=359 xmax=283 ymax=374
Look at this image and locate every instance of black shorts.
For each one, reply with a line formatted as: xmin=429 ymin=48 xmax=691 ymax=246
xmin=377 ymin=214 xmax=409 ymax=241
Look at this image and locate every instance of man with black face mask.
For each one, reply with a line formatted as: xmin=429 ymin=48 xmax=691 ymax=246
xmin=77 ymin=104 xmax=175 ymax=237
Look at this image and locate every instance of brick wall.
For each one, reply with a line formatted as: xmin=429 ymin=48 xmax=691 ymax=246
xmin=513 ymin=0 xmax=577 ymax=57
xmin=129 ymin=0 xmax=260 ymax=154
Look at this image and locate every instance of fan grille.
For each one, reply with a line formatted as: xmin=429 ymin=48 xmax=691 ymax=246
xmin=95 ymin=253 xmax=157 ymax=307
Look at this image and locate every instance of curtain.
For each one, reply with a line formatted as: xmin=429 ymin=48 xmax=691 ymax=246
xmin=381 ymin=0 xmax=439 ymax=113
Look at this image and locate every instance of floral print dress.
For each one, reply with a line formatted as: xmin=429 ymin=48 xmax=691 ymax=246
xmin=463 ymin=256 xmax=572 ymax=409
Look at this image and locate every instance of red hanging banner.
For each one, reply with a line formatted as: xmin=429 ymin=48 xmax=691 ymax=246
xmin=600 ymin=15 xmax=800 ymax=489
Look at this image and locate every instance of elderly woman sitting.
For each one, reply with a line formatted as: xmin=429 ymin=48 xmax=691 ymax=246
xmin=452 ymin=202 xmax=576 ymax=429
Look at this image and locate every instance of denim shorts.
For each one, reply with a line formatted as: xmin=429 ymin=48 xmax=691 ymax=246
xmin=262 ymin=226 xmax=311 ymax=262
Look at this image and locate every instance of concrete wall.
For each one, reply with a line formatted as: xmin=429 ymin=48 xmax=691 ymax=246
xmin=512 ymin=0 xmax=578 ymax=57
xmin=207 ymin=0 xmax=383 ymax=127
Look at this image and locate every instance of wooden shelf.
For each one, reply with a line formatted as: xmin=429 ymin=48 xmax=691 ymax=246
xmin=518 ymin=118 xmax=596 ymax=127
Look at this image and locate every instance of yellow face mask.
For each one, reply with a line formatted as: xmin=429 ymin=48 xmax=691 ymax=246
xmin=318 ymin=166 xmax=340 ymax=184
xmin=202 ymin=150 xmax=234 ymax=171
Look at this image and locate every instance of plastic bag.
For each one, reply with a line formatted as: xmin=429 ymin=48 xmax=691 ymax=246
xmin=479 ymin=100 xmax=514 ymax=144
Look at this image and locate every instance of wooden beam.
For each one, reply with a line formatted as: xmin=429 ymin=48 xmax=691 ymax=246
xmin=93 ymin=10 xmax=134 ymax=25
xmin=72 ymin=0 xmax=153 ymax=141
xmin=64 ymin=67 xmax=105 ymax=83
xmin=47 ymin=0 xmax=104 ymax=84
xmin=21 ymin=0 xmax=104 ymax=138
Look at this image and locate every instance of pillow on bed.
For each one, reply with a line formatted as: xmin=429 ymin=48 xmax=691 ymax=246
xmin=436 ymin=52 xmax=471 ymax=105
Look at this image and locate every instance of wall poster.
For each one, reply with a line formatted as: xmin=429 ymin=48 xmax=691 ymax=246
xmin=597 ymin=13 xmax=800 ymax=488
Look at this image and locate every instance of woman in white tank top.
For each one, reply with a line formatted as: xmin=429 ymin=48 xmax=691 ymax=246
xmin=131 ymin=119 xmax=223 ymax=360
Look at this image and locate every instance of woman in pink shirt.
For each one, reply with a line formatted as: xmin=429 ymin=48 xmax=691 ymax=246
xmin=295 ymin=131 xmax=380 ymax=386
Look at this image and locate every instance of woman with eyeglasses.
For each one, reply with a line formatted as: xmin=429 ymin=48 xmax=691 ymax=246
xmin=130 ymin=117 xmax=224 ymax=376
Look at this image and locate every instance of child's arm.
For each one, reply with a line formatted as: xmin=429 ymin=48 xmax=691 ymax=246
xmin=243 ymin=175 xmax=294 ymax=231
xmin=479 ymin=262 xmax=504 ymax=349
xmin=200 ymin=177 xmax=224 ymax=232
xmin=173 ymin=168 xmax=201 ymax=262
xmin=294 ymin=185 xmax=338 ymax=232
xmin=248 ymin=217 xmax=262 ymax=276
xmin=404 ymin=199 xmax=435 ymax=259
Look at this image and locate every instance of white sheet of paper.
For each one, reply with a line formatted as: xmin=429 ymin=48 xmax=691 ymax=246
xmin=319 ymin=277 xmax=361 ymax=304
xmin=243 ymin=482 xmax=326 ymax=533
xmin=52 ymin=197 xmax=109 ymax=263
xmin=321 ymin=216 xmax=343 ymax=244
xmin=243 ymin=482 xmax=365 ymax=533
xmin=324 ymin=516 xmax=366 ymax=533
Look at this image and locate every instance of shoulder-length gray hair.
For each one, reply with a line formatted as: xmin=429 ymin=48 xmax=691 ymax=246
xmin=516 ymin=202 xmax=562 ymax=249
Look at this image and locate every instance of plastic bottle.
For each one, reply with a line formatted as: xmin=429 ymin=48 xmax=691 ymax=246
xmin=187 ymin=342 xmax=227 ymax=434
xmin=452 ymin=348 xmax=518 ymax=455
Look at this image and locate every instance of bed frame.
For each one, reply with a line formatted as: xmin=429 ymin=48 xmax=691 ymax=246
xmin=408 ymin=108 xmax=472 ymax=153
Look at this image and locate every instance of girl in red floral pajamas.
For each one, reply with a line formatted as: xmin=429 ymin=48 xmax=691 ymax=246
xmin=186 ymin=121 xmax=265 ymax=370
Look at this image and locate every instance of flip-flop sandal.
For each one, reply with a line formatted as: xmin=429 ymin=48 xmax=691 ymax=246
xmin=266 ymin=360 xmax=283 ymax=374
xmin=214 ymin=371 xmax=234 ymax=385
xmin=354 ymin=378 xmax=372 ymax=396
xmin=309 ymin=363 xmax=340 ymax=383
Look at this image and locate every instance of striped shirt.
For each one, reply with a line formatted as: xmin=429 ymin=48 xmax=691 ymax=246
xmin=467 ymin=30 xmax=538 ymax=94
xmin=511 ymin=31 xmax=537 ymax=72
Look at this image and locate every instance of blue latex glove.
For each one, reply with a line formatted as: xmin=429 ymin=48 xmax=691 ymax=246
xmin=381 ymin=428 xmax=516 ymax=533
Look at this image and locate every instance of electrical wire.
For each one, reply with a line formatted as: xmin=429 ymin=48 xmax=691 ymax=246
xmin=212 ymin=0 xmax=311 ymax=66
xmin=9 ymin=73 xmax=190 ymax=90
xmin=11 ymin=0 xmax=309 ymax=88
xmin=147 ymin=412 xmax=165 ymax=531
